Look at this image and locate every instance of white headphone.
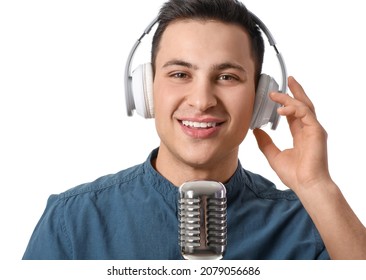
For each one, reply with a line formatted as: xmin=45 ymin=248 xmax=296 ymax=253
xmin=124 ymin=11 xmax=287 ymax=130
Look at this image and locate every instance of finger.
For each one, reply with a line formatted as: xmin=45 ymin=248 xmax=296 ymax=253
xmin=270 ymin=91 xmax=309 ymax=120
xmin=270 ymin=92 xmax=318 ymax=135
xmin=270 ymin=77 xmax=316 ymax=116
xmin=253 ymin=128 xmax=281 ymax=166
xmin=278 ymin=103 xmax=318 ymax=129
xmin=278 ymin=102 xmax=314 ymax=121
xmin=288 ymin=76 xmax=316 ymax=115
xmin=270 ymin=91 xmax=295 ymax=106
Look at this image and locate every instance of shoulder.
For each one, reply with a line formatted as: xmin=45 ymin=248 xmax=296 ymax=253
xmin=227 ymin=166 xmax=329 ymax=259
xmin=22 ymin=162 xmax=150 ymax=260
xmin=55 ymin=163 xmax=146 ymax=202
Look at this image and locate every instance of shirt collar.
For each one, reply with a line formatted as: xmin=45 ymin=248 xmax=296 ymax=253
xmin=143 ymin=148 xmax=179 ymax=203
xmin=143 ymin=148 xmax=248 ymax=202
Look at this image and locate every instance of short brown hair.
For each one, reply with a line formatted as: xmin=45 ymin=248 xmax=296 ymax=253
xmin=151 ymin=0 xmax=264 ymax=82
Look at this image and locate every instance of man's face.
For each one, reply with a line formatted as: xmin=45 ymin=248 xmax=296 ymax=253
xmin=153 ymin=19 xmax=256 ymax=170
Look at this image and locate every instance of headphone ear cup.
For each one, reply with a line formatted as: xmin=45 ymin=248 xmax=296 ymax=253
xmin=131 ymin=63 xmax=154 ymax=118
xmin=250 ymin=74 xmax=280 ymax=130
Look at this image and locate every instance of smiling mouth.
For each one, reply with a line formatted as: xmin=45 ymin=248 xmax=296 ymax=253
xmin=180 ymin=120 xmax=222 ymax=129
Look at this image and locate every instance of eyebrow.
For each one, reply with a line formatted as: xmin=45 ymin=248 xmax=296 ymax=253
xmin=162 ymin=59 xmax=246 ymax=73
xmin=162 ymin=59 xmax=198 ymax=70
xmin=212 ymin=62 xmax=246 ymax=73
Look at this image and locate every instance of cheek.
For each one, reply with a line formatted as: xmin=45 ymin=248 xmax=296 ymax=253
xmin=152 ymin=83 xmax=165 ymax=130
xmin=153 ymin=81 xmax=181 ymax=135
xmin=229 ymin=93 xmax=255 ymax=143
xmin=153 ymin=82 xmax=171 ymax=119
xmin=227 ymin=90 xmax=255 ymax=126
xmin=153 ymin=78 xmax=186 ymax=119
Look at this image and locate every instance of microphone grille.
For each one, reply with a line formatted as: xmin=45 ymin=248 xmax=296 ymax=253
xmin=178 ymin=181 xmax=227 ymax=260
xmin=207 ymin=197 xmax=227 ymax=248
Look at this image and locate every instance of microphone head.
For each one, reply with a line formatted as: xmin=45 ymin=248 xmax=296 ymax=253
xmin=178 ymin=181 xmax=227 ymax=260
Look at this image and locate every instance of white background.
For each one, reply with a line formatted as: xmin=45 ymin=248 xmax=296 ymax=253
xmin=1 ymin=0 xmax=365 ymax=268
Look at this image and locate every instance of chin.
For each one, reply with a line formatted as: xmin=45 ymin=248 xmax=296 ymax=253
xmin=178 ymin=146 xmax=231 ymax=169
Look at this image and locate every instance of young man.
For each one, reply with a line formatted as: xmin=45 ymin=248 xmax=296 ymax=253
xmin=23 ymin=0 xmax=366 ymax=259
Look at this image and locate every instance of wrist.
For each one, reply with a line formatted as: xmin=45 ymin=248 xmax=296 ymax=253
xmin=294 ymin=177 xmax=339 ymax=207
xmin=293 ymin=173 xmax=335 ymax=196
xmin=294 ymin=178 xmax=343 ymax=221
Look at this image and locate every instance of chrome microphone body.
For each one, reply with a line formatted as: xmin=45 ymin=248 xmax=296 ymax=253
xmin=178 ymin=181 xmax=227 ymax=260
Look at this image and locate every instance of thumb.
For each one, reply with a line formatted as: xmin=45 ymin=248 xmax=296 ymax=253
xmin=253 ymin=128 xmax=281 ymax=165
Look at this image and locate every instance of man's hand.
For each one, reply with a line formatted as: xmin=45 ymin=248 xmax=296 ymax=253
xmin=253 ymin=76 xmax=366 ymax=259
xmin=253 ymin=76 xmax=331 ymax=193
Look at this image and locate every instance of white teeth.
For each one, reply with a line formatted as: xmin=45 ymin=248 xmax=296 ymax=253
xmin=182 ymin=120 xmax=217 ymax=128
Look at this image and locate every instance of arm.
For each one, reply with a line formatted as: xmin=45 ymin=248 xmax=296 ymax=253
xmin=253 ymin=76 xmax=366 ymax=259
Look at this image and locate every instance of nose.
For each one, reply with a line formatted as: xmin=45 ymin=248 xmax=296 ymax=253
xmin=186 ymin=78 xmax=217 ymax=112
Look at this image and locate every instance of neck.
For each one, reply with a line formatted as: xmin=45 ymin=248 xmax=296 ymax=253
xmin=153 ymin=145 xmax=239 ymax=187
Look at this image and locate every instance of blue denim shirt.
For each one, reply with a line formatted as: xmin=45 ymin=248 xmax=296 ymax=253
xmin=23 ymin=148 xmax=329 ymax=260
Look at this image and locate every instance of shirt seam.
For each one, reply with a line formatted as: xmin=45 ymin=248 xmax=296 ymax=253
xmin=242 ymin=171 xmax=298 ymax=201
xmin=60 ymin=197 xmax=73 ymax=259
xmin=56 ymin=165 xmax=145 ymax=201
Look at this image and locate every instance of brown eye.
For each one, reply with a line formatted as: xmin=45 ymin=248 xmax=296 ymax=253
xmin=171 ymin=72 xmax=188 ymax=79
xmin=219 ymin=75 xmax=232 ymax=80
xmin=218 ymin=74 xmax=238 ymax=81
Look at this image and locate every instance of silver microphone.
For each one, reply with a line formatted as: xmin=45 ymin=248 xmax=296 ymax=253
xmin=178 ymin=181 xmax=227 ymax=260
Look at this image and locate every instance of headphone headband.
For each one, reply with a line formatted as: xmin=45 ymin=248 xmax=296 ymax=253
xmin=124 ymin=17 xmax=158 ymax=116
